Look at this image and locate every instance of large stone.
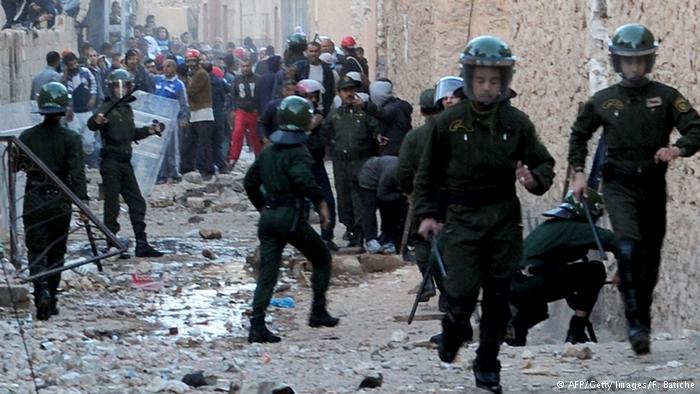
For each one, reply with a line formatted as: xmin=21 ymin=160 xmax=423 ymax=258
xmin=199 ymin=229 xmax=222 ymax=239
xmin=186 ymin=197 xmax=206 ymax=209
xmin=0 ymin=285 xmax=30 ymax=307
xmin=358 ymin=254 xmax=404 ymax=273
xmin=331 ymin=256 xmax=363 ymax=277
xmin=183 ymin=171 xmax=203 ymax=184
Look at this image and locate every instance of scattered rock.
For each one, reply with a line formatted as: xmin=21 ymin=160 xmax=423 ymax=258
xmin=202 ymin=249 xmax=217 ymax=260
xmin=655 ymin=332 xmax=673 ymax=341
xmin=169 ymin=327 xmax=179 ymax=335
xmin=358 ymin=254 xmax=404 ymax=273
xmin=230 ymin=382 xmax=295 ymax=394
xmin=183 ymin=172 xmax=203 ymax=184
xmin=358 ymin=373 xmax=383 ymax=389
xmin=199 ymin=229 xmax=222 ymax=239
xmin=667 ymin=360 xmax=683 ymax=368
xmin=576 ymin=346 xmax=593 ymax=360
xmin=521 ymin=350 xmax=534 ymax=359
xmin=0 ymin=285 xmax=30 ymax=307
xmin=182 ymin=371 xmax=217 ymax=387
xmin=188 ymin=215 xmax=204 ymax=224
xmin=390 ymin=330 xmax=408 ymax=343
xmin=332 ymin=256 xmax=363 ymax=277
xmin=562 ymin=343 xmax=578 ymax=358
xmin=59 ymin=371 xmax=82 ymax=386
xmin=151 ymin=198 xmax=175 ymax=208
xmin=187 ymin=197 xmax=206 ymax=209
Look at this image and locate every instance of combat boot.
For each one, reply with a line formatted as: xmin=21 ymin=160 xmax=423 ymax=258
xmin=309 ymin=294 xmax=340 ymax=328
xmin=135 ymin=234 xmax=164 ymax=258
xmin=438 ymin=311 xmax=469 ymax=363
xmin=473 ymin=359 xmax=503 ymax=394
xmin=34 ymin=286 xmax=52 ymax=321
xmin=628 ymin=320 xmax=650 ymax=355
xmin=565 ymin=316 xmax=592 ymax=344
xmin=248 ymin=317 xmax=281 ymax=343
xmin=50 ymin=296 xmax=59 ymax=316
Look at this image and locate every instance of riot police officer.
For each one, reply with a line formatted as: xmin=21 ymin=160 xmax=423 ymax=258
xmin=414 ymin=36 xmax=555 ymax=394
xmin=87 ymin=69 xmax=163 ymax=258
xmin=19 ymin=82 xmax=87 ymax=320
xmin=568 ymin=24 xmax=700 ymax=355
xmin=244 ymin=96 xmax=339 ymax=343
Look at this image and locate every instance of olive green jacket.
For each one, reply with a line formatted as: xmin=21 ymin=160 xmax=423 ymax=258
xmin=414 ymin=99 xmax=555 ymax=219
xmin=397 ymin=116 xmax=435 ymax=194
xmin=244 ymin=143 xmax=324 ymax=211
xmin=19 ymin=120 xmax=88 ymax=200
xmin=87 ymin=98 xmax=151 ymax=157
xmin=323 ymin=104 xmax=380 ymax=160
xmin=569 ymin=81 xmax=700 ymax=173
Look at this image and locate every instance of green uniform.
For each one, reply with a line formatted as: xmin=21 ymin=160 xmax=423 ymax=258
xmin=20 ymin=119 xmax=87 ymax=301
xmin=397 ymin=116 xmax=442 ymax=292
xmin=87 ymin=98 xmax=151 ymax=240
xmin=244 ymin=143 xmax=331 ymax=322
xmin=509 ymin=219 xmax=615 ymax=342
xmin=414 ymin=98 xmax=555 ymax=365
xmin=323 ymin=104 xmax=379 ymax=237
xmin=568 ymin=81 xmax=700 ymax=329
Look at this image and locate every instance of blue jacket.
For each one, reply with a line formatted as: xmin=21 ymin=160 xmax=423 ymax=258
xmin=154 ymin=75 xmax=190 ymax=122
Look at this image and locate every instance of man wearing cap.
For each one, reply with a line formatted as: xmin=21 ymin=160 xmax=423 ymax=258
xmin=414 ymin=36 xmax=554 ymax=394
xmin=324 ymin=75 xmax=380 ymax=247
xmin=19 ymin=82 xmax=87 ymax=320
xmin=568 ymin=24 xmax=700 ymax=355
xmin=244 ymin=96 xmax=339 ymax=343
xmin=506 ymin=189 xmax=616 ymax=347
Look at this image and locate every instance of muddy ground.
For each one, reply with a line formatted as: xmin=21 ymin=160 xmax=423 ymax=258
xmin=1 ymin=153 xmax=699 ymax=394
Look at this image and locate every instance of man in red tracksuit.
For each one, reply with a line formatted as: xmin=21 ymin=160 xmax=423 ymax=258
xmin=229 ymin=58 xmax=262 ymax=168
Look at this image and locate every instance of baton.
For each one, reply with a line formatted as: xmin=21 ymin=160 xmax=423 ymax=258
xmin=582 ymin=197 xmax=607 ymax=261
xmin=83 ymin=219 xmax=103 ymax=272
xmin=103 ymin=86 xmax=137 ymax=117
xmin=430 ymin=235 xmax=447 ymax=279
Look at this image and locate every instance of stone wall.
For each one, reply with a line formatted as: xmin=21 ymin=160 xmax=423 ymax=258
xmin=378 ymin=0 xmax=700 ymax=335
xmin=0 ymin=20 xmax=78 ymax=104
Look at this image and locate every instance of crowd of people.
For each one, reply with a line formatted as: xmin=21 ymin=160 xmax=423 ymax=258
xmin=18 ymin=20 xmax=700 ymax=394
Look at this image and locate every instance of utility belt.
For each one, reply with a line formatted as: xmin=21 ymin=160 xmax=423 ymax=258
xmin=447 ymin=184 xmax=516 ymax=207
xmin=333 ymin=149 xmax=371 ymax=162
xmin=101 ymin=150 xmax=132 ymax=163
xmin=264 ymin=194 xmax=304 ymax=210
xmin=602 ymin=162 xmax=665 ymax=184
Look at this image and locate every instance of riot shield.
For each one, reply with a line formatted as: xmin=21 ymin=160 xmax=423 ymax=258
xmin=129 ymin=90 xmax=179 ymax=197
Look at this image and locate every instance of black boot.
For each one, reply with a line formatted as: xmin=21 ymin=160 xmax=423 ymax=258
xmin=34 ymin=285 xmax=52 ymax=321
xmin=473 ymin=359 xmax=502 ymax=394
xmin=438 ymin=311 xmax=469 ymax=363
xmin=347 ymin=231 xmax=363 ymax=248
xmin=248 ymin=317 xmax=281 ymax=343
xmin=135 ymin=234 xmax=164 ymax=258
xmin=617 ymin=240 xmax=650 ymax=355
xmin=309 ymin=294 xmax=339 ymax=328
xmin=565 ymin=315 xmax=591 ymax=344
xmin=50 ymin=296 xmax=59 ymax=316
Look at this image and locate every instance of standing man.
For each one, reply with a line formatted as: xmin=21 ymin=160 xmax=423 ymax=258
xmin=30 ymin=51 xmax=62 ymax=100
xmin=154 ymin=59 xmax=189 ymax=183
xmin=87 ymin=69 xmax=164 ymax=258
xmin=19 ymin=82 xmax=87 ymax=320
xmin=366 ymin=78 xmax=413 ymax=156
xmin=228 ymin=57 xmax=262 ymax=169
xmin=244 ymin=96 xmax=339 ymax=343
xmin=181 ymin=49 xmax=216 ymax=179
xmin=323 ymin=75 xmax=380 ymax=248
xmin=414 ymin=36 xmax=555 ymax=394
xmin=61 ymin=52 xmax=98 ymax=161
xmin=295 ymin=41 xmax=335 ymax=115
xmin=125 ymin=49 xmax=155 ymax=93
xmin=398 ymin=88 xmax=442 ymax=303
xmin=568 ymin=24 xmax=700 ymax=355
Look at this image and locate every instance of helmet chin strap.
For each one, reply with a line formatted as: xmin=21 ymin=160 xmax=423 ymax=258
xmin=619 ymin=75 xmax=650 ymax=87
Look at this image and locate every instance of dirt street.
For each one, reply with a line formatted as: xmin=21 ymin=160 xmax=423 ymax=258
xmin=1 ymin=154 xmax=699 ymax=393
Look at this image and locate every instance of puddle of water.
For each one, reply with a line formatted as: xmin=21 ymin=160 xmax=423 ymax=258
xmin=146 ymin=283 xmax=256 ymax=340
